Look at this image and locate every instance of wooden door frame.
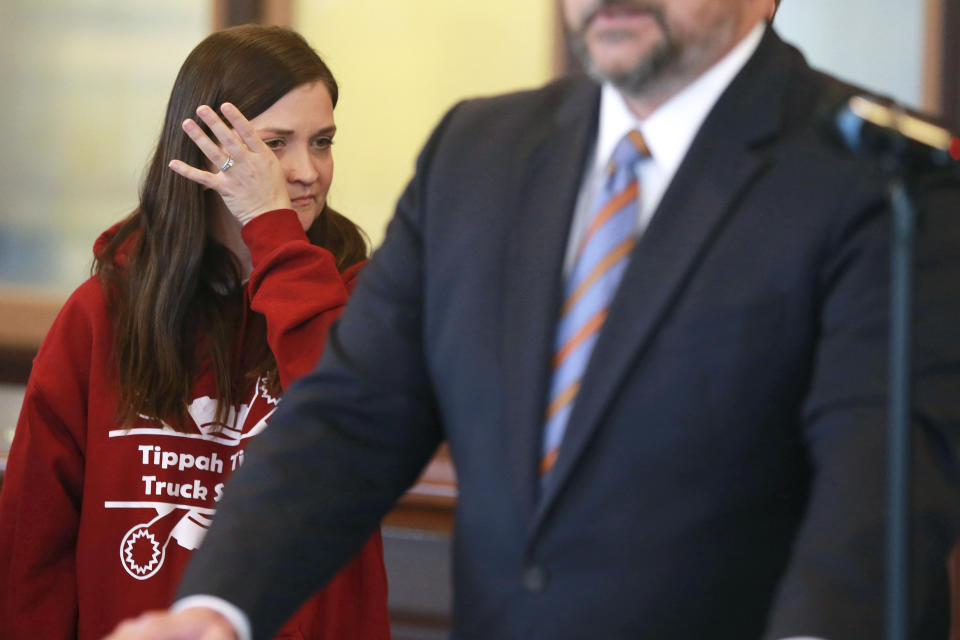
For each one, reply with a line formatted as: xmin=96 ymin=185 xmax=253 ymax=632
xmin=213 ymin=0 xmax=292 ymax=29
xmin=934 ymin=0 xmax=960 ymax=128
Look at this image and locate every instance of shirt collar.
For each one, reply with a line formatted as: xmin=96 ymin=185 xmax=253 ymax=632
xmin=594 ymin=21 xmax=766 ymax=176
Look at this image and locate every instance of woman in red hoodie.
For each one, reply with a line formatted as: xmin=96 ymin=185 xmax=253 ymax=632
xmin=0 ymin=25 xmax=390 ymax=640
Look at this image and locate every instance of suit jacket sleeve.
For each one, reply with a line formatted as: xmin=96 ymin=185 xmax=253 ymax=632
xmin=241 ymin=209 xmax=390 ymax=639
xmin=175 ymin=107 xmax=465 ymax=637
xmin=763 ymin=174 xmax=960 ymax=638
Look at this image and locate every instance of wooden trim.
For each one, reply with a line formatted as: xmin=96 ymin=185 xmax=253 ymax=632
xmin=213 ymin=0 xmax=291 ymax=29
xmin=553 ymin=0 xmax=583 ymax=78
xmin=261 ymin=0 xmax=292 ymax=27
xmin=213 ymin=0 xmax=259 ymax=29
xmin=383 ymin=446 xmax=457 ymax=533
xmin=0 ymin=287 xmax=63 ymax=384
xmin=923 ymin=0 xmax=944 ymax=115
xmin=941 ymin=0 xmax=960 ymax=129
xmin=553 ymin=0 xmax=568 ymax=78
xmin=0 ymin=346 xmax=37 ymax=385
xmin=0 ymin=287 xmax=63 ymax=352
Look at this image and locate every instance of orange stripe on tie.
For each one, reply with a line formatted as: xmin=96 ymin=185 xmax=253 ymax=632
xmin=627 ymin=129 xmax=650 ymax=156
xmin=540 ymin=448 xmax=559 ymax=475
xmin=573 ymin=182 xmax=638 ymax=264
xmin=560 ymin=237 xmax=635 ymax=316
xmin=552 ymin=309 xmax=607 ymax=368
xmin=545 ymin=380 xmax=581 ymax=421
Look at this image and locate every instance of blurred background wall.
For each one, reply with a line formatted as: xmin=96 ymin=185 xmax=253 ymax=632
xmin=294 ymin=0 xmax=557 ymax=246
xmin=0 ymin=0 xmax=212 ymax=459
xmin=0 ymin=1 xmax=955 ymax=636
xmin=0 ymin=0 xmax=557 ymax=293
xmin=0 ymin=0 xmax=949 ymax=297
xmin=0 ymin=0 xmax=209 ymax=291
xmin=776 ymin=0 xmax=929 ymax=110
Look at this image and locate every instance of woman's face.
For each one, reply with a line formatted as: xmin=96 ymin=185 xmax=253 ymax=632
xmin=249 ymin=81 xmax=336 ymax=230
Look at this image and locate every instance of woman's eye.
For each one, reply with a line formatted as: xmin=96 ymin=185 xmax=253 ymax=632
xmin=312 ymin=136 xmax=334 ymax=149
xmin=264 ymin=139 xmax=284 ymax=150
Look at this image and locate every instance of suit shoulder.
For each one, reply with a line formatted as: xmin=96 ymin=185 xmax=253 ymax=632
xmin=445 ymin=75 xmax=598 ymax=132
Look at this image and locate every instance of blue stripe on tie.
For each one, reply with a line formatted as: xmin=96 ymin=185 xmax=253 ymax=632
xmin=555 ymin=260 xmax=631 ymax=349
xmin=565 ymin=205 xmax=636 ymax=296
xmin=540 ymin=129 xmax=648 ymax=476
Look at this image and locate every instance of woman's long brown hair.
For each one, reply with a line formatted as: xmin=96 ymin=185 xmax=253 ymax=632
xmin=95 ymin=25 xmax=367 ymax=429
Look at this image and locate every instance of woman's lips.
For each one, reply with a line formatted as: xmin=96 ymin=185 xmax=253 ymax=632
xmin=291 ymin=195 xmax=315 ymax=207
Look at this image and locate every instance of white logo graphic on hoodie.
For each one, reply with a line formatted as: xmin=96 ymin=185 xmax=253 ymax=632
xmin=106 ymin=378 xmax=278 ymax=580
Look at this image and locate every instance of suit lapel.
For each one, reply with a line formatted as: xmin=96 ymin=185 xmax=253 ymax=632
xmin=500 ymin=79 xmax=601 ymax=519
xmin=532 ymin=30 xmax=793 ymax=529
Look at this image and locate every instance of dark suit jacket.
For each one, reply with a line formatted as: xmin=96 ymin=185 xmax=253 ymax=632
xmin=180 ymin=29 xmax=960 ymax=639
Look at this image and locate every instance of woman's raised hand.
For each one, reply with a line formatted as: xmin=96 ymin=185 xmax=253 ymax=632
xmin=169 ymin=102 xmax=290 ymax=225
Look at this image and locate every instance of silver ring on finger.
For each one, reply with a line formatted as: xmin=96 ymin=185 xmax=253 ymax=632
xmin=219 ymin=155 xmax=234 ymax=172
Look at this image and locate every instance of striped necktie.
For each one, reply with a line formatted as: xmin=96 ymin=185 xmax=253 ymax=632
xmin=540 ymin=129 xmax=649 ymax=476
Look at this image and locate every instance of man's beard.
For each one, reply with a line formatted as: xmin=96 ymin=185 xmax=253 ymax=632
xmin=567 ymin=1 xmax=679 ymax=97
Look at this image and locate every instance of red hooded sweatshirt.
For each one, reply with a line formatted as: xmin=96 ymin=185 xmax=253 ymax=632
xmin=0 ymin=209 xmax=390 ymax=639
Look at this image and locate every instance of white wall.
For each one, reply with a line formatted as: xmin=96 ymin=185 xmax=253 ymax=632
xmin=775 ymin=0 xmax=926 ymax=109
xmin=0 ymin=385 xmax=24 ymax=460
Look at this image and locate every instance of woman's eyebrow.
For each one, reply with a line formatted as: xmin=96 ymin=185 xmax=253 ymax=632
xmin=257 ymin=125 xmax=337 ymax=136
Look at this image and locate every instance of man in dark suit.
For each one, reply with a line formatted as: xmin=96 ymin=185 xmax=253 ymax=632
xmin=108 ymin=0 xmax=960 ymax=638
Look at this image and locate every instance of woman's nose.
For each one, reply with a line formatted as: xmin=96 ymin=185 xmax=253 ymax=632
xmin=284 ymin=147 xmax=319 ymax=184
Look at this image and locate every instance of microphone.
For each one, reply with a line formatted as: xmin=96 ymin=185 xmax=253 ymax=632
xmin=823 ymin=93 xmax=960 ymax=175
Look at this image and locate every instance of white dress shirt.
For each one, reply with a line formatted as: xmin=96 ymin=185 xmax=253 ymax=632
xmin=176 ymin=20 xmax=824 ymax=640
xmin=172 ymin=594 xmax=252 ymax=640
xmin=564 ymin=22 xmax=765 ymax=274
